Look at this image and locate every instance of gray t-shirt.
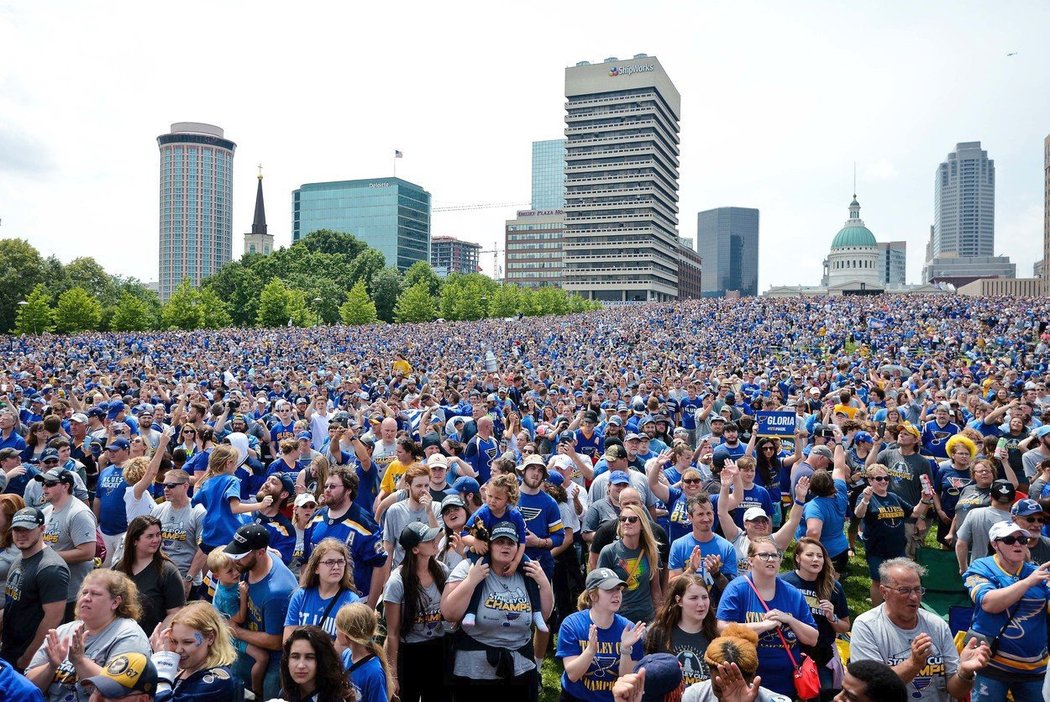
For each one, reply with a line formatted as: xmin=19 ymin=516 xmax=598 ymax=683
xmin=850 ymin=604 xmax=958 ymax=702
xmin=683 ymin=681 xmax=790 ymax=702
xmin=582 ymin=498 xmax=619 ymax=535
xmin=448 ymin=559 xmax=535 ymax=679
xmin=382 ymin=562 xmax=449 ymax=643
xmin=957 ymin=504 xmax=1013 ymax=565
xmin=150 ymin=501 xmax=206 ymax=576
xmin=1021 ymin=448 xmax=1049 ymax=481
xmin=597 ymin=540 xmax=654 ymax=623
xmin=42 ymin=497 xmax=97 ymax=601
xmin=876 ymin=448 xmax=932 ymax=505
xmin=383 ymin=501 xmax=431 ymax=568
xmin=29 ymin=617 xmax=150 ymax=702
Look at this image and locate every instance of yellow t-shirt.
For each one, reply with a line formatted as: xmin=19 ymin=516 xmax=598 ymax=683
xmin=392 ymin=359 xmax=412 ymax=376
xmin=380 ymin=459 xmax=408 ymax=494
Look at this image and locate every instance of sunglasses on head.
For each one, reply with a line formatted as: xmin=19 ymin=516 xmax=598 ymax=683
xmin=619 ymin=516 xmax=640 ymax=524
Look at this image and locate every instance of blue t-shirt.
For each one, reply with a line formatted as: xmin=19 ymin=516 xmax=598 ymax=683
xmin=269 ymin=421 xmax=297 ymax=446
xmin=245 ymin=557 xmax=298 ymax=664
xmin=342 ymin=651 xmax=388 ymax=702
xmin=715 ymin=575 xmax=816 ymax=699
xmin=3 ymin=463 xmax=39 ymax=500
xmin=963 ymin=556 xmax=1050 ymax=677
xmin=255 ymin=511 xmax=297 ymax=564
xmin=668 ymin=532 xmax=738 ymax=577
xmin=96 ymin=465 xmax=129 ymax=535
xmin=191 ymin=474 xmax=249 ymax=548
xmin=574 ymin=429 xmax=604 ymax=463
xmin=933 ymin=465 xmax=972 ymax=517
xmin=283 ymin=586 xmax=361 ymax=638
xmin=467 ymin=504 xmax=528 ymax=543
xmin=796 ymin=479 xmax=849 ymax=558
xmin=309 ymin=504 xmax=388 ymax=597
xmin=665 ymin=487 xmax=692 ymax=543
xmin=556 ymin=609 xmax=644 ymax=702
xmin=860 ymin=492 xmax=914 ymax=558
xmin=517 ymin=490 xmax=565 ymax=574
xmin=464 ymin=435 xmax=499 ymax=484
xmin=921 ymin=420 xmax=960 ymax=459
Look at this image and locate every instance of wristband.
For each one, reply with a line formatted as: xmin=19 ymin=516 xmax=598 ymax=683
xmin=793 ymin=500 xmax=805 ymax=507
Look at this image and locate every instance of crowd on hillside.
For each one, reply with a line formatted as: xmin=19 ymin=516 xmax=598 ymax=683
xmin=0 ymin=294 xmax=1049 ymax=702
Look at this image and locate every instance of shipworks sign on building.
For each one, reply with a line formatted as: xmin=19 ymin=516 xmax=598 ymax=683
xmin=608 ymin=63 xmax=655 ymax=77
xmin=565 ymin=55 xmax=681 ymax=119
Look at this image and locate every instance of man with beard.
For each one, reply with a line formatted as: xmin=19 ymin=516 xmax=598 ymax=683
xmin=516 ymin=454 xmax=565 ymax=660
xmin=253 ymin=472 xmax=296 ymax=565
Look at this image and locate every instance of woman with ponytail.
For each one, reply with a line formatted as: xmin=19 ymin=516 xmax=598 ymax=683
xmin=336 ymin=603 xmax=392 ymax=702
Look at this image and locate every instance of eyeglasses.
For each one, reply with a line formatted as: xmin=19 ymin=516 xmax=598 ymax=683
xmin=682 ymin=478 xmax=702 ymax=485
xmin=162 ymin=482 xmax=187 ymax=489
xmin=999 ymin=535 xmax=1030 ymax=546
xmin=885 ymin=586 xmax=926 ymax=596
xmin=753 ymin=552 xmax=782 ymax=561
xmin=869 ymin=476 xmax=890 ymax=482
xmin=619 ymin=516 xmax=640 ymax=524
xmin=320 ymin=559 xmax=346 ymax=568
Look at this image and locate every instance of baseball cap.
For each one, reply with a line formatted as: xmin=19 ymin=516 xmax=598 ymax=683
xmin=490 ymin=521 xmax=520 ymax=544
xmin=636 ymin=653 xmax=684 ymax=702
xmin=34 ymin=468 xmax=75 ymax=486
xmin=608 ymin=416 xmax=623 ymax=427
xmin=609 ymin=471 xmax=631 ymax=486
xmin=743 ymin=507 xmax=770 ymax=522
xmin=10 ymin=507 xmax=45 ymax=530
xmin=106 ymin=438 xmax=131 ymax=451
xmin=80 ymin=653 xmax=157 ymax=698
xmin=0 ymin=447 xmax=20 ymax=461
xmin=224 ymin=524 xmax=270 ymax=559
xmin=87 ymin=407 xmax=106 ymax=419
xmin=399 ymin=522 xmax=442 ymax=550
xmin=294 ymin=493 xmax=318 ymax=508
xmin=273 ymin=472 xmax=295 ymax=497
xmin=452 ymin=476 xmax=481 ymax=495
xmin=810 ymin=445 xmax=834 ymax=462
xmin=557 ymin=430 xmax=576 ymax=444
xmin=40 ymin=447 xmax=60 ymax=463
xmin=426 ymin=454 xmax=449 ymax=470
xmin=991 ymin=479 xmax=1017 ymax=502
xmin=296 ymin=432 xmax=312 ymax=441
xmin=546 ymin=471 xmax=565 ymax=487
xmin=1034 ymin=425 xmax=1050 ymax=439
xmin=989 ymin=520 xmax=1029 ymax=542
xmin=853 ymin=431 xmax=874 ymax=444
xmin=710 ymin=415 xmax=726 ymax=424
xmin=70 ymin=413 xmax=89 ymax=424
xmin=604 ymin=445 xmax=628 ymax=461
xmin=898 ymin=422 xmax=921 ymax=440
xmin=585 ymin=567 xmax=626 ymax=590
xmin=440 ymin=493 xmax=466 ymax=512
xmin=624 ymin=432 xmax=643 ymax=442
xmin=1011 ymin=498 xmax=1042 ymax=517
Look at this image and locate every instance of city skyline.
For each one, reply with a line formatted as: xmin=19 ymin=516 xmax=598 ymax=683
xmin=2 ymin=2 xmax=1048 ymax=290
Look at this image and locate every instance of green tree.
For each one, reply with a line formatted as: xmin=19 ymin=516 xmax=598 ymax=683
xmin=487 ymin=284 xmax=520 ymax=318
xmin=65 ymin=257 xmax=117 ymax=306
xmin=54 ymin=287 xmax=102 ymax=333
xmin=161 ymin=281 xmax=205 ymax=330
xmin=402 ymin=261 xmax=443 ymax=298
xmin=340 ymin=281 xmax=377 ymax=325
xmin=296 ymin=229 xmax=367 ymax=260
xmin=198 ymin=288 xmax=233 ymax=328
xmin=371 ymin=267 xmax=402 ymax=322
xmin=202 ymin=262 xmax=261 ymax=326
xmin=110 ymin=292 xmax=155 ymax=331
xmin=346 ymin=249 xmax=386 ymax=291
xmin=257 ymin=278 xmax=295 ymax=328
xmin=533 ymin=286 xmax=570 ymax=316
xmin=0 ymin=239 xmax=47 ymax=332
xmin=394 ymin=281 xmax=437 ymax=323
xmin=14 ymin=284 xmax=54 ymax=335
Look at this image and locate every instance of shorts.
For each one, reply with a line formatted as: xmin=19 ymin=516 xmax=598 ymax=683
xmin=829 ymin=549 xmax=849 ymax=577
xmin=866 ymin=555 xmax=890 ymax=580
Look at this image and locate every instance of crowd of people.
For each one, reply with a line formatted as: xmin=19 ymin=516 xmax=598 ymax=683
xmin=0 ymin=294 xmax=1048 ymax=702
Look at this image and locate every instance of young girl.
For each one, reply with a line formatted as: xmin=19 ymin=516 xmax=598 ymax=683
xmin=192 ymin=444 xmax=272 ymax=553
xmin=206 ymin=547 xmax=268 ymax=695
xmin=460 ymin=473 xmax=543 ymax=630
xmin=336 ymin=603 xmax=393 ymax=702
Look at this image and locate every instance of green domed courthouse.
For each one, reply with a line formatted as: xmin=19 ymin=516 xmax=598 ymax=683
xmin=823 ymin=195 xmax=883 ymax=291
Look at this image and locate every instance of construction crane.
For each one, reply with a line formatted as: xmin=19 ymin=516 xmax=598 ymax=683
xmin=432 ymin=201 xmax=528 ymax=213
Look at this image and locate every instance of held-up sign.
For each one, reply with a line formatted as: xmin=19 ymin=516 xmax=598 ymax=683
xmin=756 ymin=411 xmax=796 ymax=437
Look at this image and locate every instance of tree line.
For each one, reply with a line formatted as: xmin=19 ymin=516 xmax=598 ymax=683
xmin=4 ymin=230 xmax=600 ymax=334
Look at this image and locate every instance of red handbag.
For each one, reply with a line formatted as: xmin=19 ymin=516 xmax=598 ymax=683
xmin=744 ymin=575 xmax=822 ymax=701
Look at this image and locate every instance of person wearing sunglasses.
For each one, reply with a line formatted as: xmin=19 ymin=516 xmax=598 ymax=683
xmin=961 ymin=520 xmax=1050 ymax=702
xmin=150 ymin=468 xmax=206 ymax=599
xmin=855 ymin=463 xmax=935 ymax=605
xmin=596 ymin=504 xmax=662 ymax=625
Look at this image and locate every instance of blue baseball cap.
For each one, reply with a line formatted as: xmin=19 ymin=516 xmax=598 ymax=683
xmin=854 ymin=431 xmax=874 ymax=444
xmin=609 ymin=471 xmax=631 ymax=486
xmin=106 ymin=438 xmax=130 ymax=451
xmin=452 ymin=476 xmax=481 ymax=495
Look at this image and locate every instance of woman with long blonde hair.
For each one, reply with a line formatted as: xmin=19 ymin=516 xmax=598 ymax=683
xmin=149 ymin=601 xmax=242 ymax=699
xmin=596 ymin=503 xmax=662 ymax=623
xmin=336 ymin=603 xmax=393 ymax=702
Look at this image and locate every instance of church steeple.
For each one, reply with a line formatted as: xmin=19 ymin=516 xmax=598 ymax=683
xmin=252 ymin=166 xmax=267 ymax=235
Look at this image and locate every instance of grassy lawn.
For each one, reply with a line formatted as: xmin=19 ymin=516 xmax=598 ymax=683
xmin=537 ymin=538 xmax=923 ymax=702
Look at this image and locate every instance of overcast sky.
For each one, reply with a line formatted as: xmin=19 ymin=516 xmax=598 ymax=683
xmin=1 ymin=1 xmax=1047 ymax=289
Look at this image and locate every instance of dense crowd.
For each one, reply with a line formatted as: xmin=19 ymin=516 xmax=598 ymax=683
xmin=0 ymin=294 xmax=1049 ymax=702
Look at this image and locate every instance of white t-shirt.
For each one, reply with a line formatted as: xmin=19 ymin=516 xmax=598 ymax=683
xmin=124 ymin=486 xmax=156 ymax=521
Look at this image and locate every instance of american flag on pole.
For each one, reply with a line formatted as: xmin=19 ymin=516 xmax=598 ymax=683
xmin=394 ymin=150 xmax=403 ymax=158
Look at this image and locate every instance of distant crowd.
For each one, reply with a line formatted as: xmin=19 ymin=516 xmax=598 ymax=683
xmin=0 ymin=294 xmax=1048 ymax=702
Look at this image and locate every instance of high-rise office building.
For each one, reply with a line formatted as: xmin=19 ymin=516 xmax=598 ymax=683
xmin=504 ymin=209 xmax=566 ymax=288
xmin=532 ymin=139 xmax=566 ymax=210
xmin=877 ymin=241 xmax=907 ymax=285
xmin=697 ymin=207 xmax=759 ymax=297
xmin=1043 ymin=134 xmax=1050 ymax=281
xmin=431 ymin=236 xmax=481 ymax=276
xmin=157 ymin=122 xmax=235 ymax=301
xmin=291 ymin=177 xmax=430 ymax=271
xmin=562 ymin=55 xmax=682 ymax=302
xmin=243 ymin=170 xmax=273 ymax=257
xmin=923 ymin=141 xmax=1013 ymax=285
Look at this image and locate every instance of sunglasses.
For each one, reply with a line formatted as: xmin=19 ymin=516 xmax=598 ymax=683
xmin=1021 ymin=516 xmax=1044 ymax=524
xmin=869 ymin=476 xmax=890 ymax=482
xmin=998 ymin=535 xmax=1029 ymax=546
xmin=182 ymin=431 xmax=196 ymax=436
xmin=619 ymin=516 xmax=640 ymax=524
xmin=162 ymin=482 xmax=187 ymax=489
xmin=42 ymin=480 xmax=60 ymax=488
xmin=682 ymin=478 xmax=702 ymax=485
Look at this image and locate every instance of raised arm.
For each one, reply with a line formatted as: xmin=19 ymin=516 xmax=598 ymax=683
xmin=646 ymin=452 xmax=672 ymax=503
xmin=716 ymin=467 xmax=742 ymax=542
